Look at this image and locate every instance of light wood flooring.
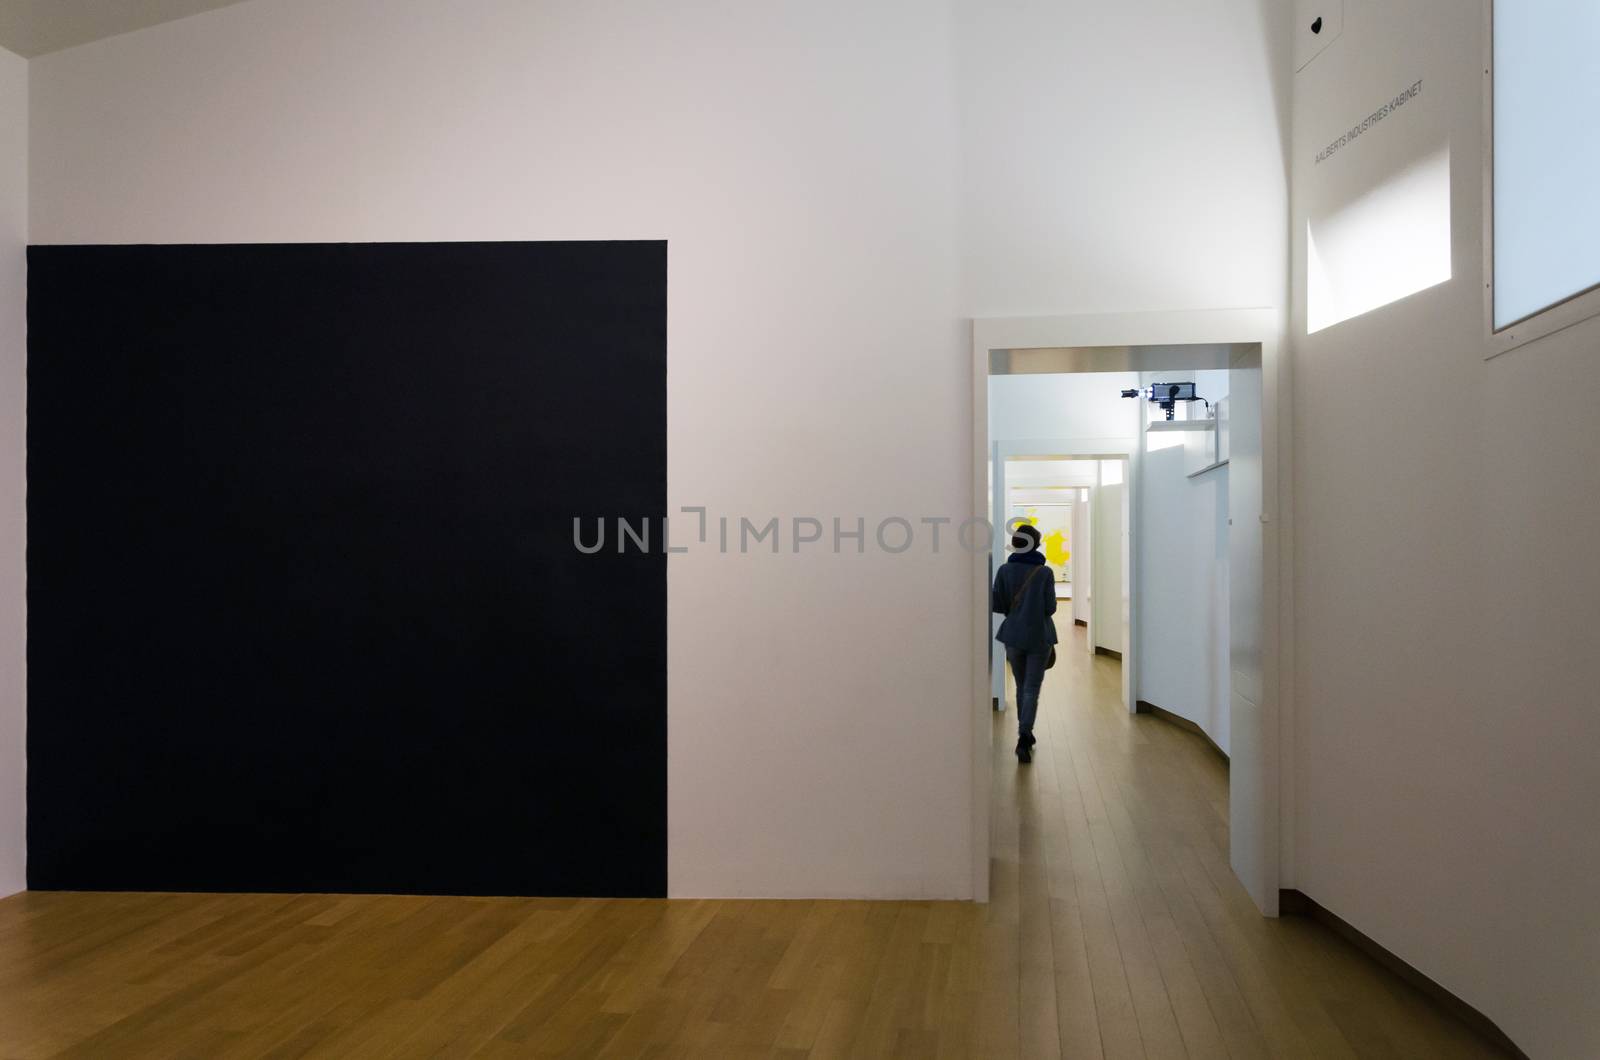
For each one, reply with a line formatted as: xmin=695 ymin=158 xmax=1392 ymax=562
xmin=0 ymin=624 xmax=1504 ymax=1057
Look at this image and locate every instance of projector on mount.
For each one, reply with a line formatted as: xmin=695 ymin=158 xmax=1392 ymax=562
xmin=1120 ymin=382 xmax=1209 ymax=421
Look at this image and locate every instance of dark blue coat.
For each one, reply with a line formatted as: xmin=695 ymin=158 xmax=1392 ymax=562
xmin=992 ymin=551 xmax=1058 ymax=650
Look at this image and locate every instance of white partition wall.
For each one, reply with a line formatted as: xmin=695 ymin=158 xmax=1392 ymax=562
xmin=1137 ymin=369 xmax=1233 ymax=755
xmin=1091 ymin=476 xmax=1123 ymax=656
xmin=1071 ymin=498 xmax=1091 ymax=629
xmin=0 ymin=46 xmax=24 ymax=900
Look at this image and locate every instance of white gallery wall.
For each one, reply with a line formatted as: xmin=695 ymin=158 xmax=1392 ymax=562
xmin=0 ymin=45 xmax=24 ymax=899
xmin=1291 ymin=0 xmax=1600 ymax=1053
xmin=28 ymin=0 xmax=971 ymax=899
xmin=956 ymin=0 xmax=1293 ymax=318
xmin=22 ymin=0 xmax=1298 ymax=903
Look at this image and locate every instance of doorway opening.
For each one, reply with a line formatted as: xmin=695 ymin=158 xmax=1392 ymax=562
xmin=993 ymin=454 xmax=1131 ymax=715
xmin=969 ymin=310 xmax=1289 ymax=916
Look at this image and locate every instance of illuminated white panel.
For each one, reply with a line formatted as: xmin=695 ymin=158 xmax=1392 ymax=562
xmin=1494 ymin=1 xmax=1600 ymax=329
xmin=1307 ymin=148 xmax=1451 ymax=334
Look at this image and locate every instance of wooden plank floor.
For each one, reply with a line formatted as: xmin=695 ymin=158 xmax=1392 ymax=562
xmin=0 ymin=626 xmax=1504 ymax=1058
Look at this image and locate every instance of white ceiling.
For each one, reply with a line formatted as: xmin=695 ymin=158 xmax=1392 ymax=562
xmin=0 ymin=0 xmax=252 ymax=58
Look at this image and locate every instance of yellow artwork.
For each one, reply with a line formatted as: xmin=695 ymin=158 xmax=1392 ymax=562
xmin=1044 ymin=528 xmax=1070 ymax=568
xmin=1015 ymin=508 xmax=1071 ymax=576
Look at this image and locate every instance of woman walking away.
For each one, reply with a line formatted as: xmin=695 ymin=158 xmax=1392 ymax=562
xmin=992 ymin=523 xmax=1058 ymax=763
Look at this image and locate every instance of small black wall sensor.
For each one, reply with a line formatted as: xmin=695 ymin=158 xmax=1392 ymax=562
xmin=1311 ymin=16 xmax=1323 ymax=34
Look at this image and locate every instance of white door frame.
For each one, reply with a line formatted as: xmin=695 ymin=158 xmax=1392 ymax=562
xmin=969 ymin=308 xmax=1292 ymax=915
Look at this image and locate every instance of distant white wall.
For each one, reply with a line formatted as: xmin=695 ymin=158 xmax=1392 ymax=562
xmin=1005 ymin=460 xmax=1097 ymax=489
xmin=1008 ymin=487 xmax=1080 ymax=505
xmin=988 ymin=373 xmax=1137 ymax=442
xmin=1292 ymin=0 xmax=1600 ymax=1053
xmin=0 ymin=45 xmax=24 ymax=898
xmin=28 ymin=0 xmax=970 ymax=900
xmin=1071 ymin=499 xmax=1090 ymax=627
xmin=1194 ymin=369 xmax=1230 ymax=425
xmin=1137 ymin=369 xmax=1231 ymax=753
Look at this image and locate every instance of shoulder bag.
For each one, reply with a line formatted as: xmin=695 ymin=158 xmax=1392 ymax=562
xmin=1009 ymin=565 xmax=1058 ymax=670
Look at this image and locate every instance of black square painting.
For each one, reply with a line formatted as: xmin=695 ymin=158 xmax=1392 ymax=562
xmin=26 ymin=241 xmax=667 ymax=896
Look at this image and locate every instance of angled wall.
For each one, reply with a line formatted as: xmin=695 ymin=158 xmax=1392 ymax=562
xmin=1290 ymin=1 xmax=1600 ymax=1053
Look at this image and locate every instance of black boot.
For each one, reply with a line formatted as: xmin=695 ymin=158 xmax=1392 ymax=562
xmin=1016 ymin=739 xmax=1032 ymax=764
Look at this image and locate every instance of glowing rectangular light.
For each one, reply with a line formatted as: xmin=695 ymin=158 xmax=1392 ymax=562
xmin=1307 ymin=148 xmax=1452 ymax=334
xmin=1493 ymin=1 xmax=1600 ymax=329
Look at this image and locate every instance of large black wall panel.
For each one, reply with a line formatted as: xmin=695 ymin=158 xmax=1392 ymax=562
xmin=27 ymin=242 xmax=667 ymax=896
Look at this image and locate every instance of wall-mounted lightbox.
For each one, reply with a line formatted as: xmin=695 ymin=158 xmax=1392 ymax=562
xmin=1487 ymin=0 xmax=1600 ymax=356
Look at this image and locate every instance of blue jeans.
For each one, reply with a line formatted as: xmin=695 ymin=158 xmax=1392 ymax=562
xmin=1006 ymin=646 xmax=1049 ymax=742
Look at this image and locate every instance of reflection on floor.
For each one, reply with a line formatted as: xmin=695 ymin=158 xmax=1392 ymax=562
xmin=0 ymin=624 xmax=1499 ymax=1057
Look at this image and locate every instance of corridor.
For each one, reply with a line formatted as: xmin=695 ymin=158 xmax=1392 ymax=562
xmin=983 ymin=623 xmax=1500 ymax=1057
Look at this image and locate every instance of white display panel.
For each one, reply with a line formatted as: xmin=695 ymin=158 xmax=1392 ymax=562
xmin=1493 ymin=1 xmax=1600 ymax=331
